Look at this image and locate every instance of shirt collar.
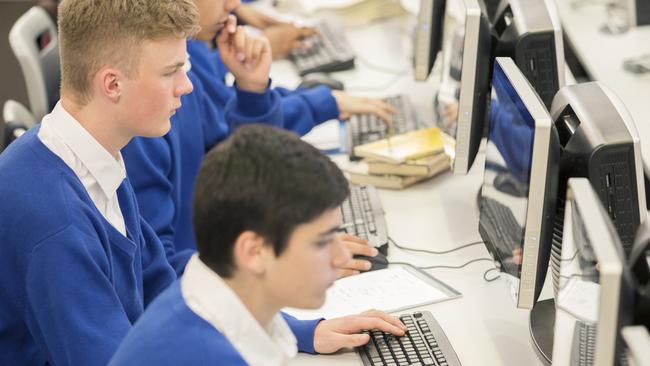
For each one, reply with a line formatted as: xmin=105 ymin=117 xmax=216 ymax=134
xmin=43 ymin=102 xmax=126 ymax=199
xmin=181 ymin=254 xmax=298 ymax=366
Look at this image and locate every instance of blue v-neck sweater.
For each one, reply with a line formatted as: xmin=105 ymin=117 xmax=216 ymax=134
xmin=0 ymin=128 xmax=177 ymax=365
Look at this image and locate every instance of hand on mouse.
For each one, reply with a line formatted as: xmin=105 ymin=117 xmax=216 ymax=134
xmin=338 ymin=234 xmax=379 ymax=278
xmin=217 ymin=15 xmax=271 ymax=93
xmin=332 ymin=90 xmax=396 ymax=126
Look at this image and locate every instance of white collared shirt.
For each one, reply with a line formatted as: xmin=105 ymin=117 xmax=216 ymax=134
xmin=181 ymin=254 xmax=298 ymax=366
xmin=38 ymin=101 xmax=127 ymax=236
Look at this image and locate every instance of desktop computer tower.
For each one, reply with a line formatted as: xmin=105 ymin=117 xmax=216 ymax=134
xmin=550 ymin=82 xmax=646 ymax=261
xmin=491 ymin=0 xmax=564 ymax=109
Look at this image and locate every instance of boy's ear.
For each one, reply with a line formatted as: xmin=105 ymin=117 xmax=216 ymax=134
xmin=97 ymin=67 xmax=122 ymax=103
xmin=232 ymin=231 xmax=273 ymax=276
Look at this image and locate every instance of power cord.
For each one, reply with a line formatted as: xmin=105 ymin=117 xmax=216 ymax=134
xmin=389 ymin=236 xmax=483 ymax=255
xmin=387 ymin=236 xmax=500 ymax=282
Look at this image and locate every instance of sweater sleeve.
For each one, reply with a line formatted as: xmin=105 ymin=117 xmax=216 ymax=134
xmin=277 ymin=86 xmax=340 ymax=136
xmin=281 ymin=312 xmax=323 ymax=354
xmin=24 ymin=229 xmax=136 ymax=366
xmin=122 ymin=137 xmax=193 ymax=275
xmin=225 ymin=82 xmax=284 ymax=131
xmin=139 ymin=217 xmax=184 ymax=304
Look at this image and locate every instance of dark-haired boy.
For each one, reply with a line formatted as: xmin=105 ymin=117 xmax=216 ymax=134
xmin=110 ymin=126 xmax=405 ymax=365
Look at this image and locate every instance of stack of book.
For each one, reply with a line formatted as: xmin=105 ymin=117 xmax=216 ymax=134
xmin=345 ymin=127 xmax=451 ymax=189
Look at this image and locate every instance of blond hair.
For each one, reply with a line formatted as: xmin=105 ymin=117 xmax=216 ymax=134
xmin=58 ymin=0 xmax=199 ymax=105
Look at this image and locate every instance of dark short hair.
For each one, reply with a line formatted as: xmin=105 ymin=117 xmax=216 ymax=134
xmin=193 ymin=125 xmax=349 ymax=277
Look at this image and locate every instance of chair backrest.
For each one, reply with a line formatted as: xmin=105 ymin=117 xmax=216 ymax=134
xmin=3 ymin=99 xmax=37 ymax=128
xmin=8 ymin=6 xmax=60 ymax=121
xmin=2 ymin=100 xmax=33 ymax=153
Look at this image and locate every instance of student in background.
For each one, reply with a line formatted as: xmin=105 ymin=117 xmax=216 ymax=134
xmin=123 ymin=1 xmax=381 ymax=277
xmin=110 ymin=126 xmax=406 ymax=366
xmin=188 ymin=0 xmax=395 ymax=137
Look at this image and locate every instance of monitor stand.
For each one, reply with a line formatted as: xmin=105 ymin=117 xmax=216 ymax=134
xmin=529 ymin=298 xmax=555 ymax=365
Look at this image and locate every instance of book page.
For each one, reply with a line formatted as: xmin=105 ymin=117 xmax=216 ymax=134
xmin=284 ymin=266 xmax=460 ymax=319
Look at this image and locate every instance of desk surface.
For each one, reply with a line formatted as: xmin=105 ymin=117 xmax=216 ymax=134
xmin=267 ymin=11 xmax=547 ymax=366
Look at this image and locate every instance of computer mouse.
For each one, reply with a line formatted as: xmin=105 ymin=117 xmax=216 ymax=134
xmin=493 ymin=172 xmax=527 ymax=197
xmin=298 ymin=73 xmax=345 ymax=91
xmin=354 ymin=253 xmax=389 ymax=272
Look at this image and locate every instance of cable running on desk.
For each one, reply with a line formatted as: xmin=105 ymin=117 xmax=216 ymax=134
xmin=388 ymin=236 xmax=483 ymax=255
xmin=387 ymin=237 xmax=501 ymax=282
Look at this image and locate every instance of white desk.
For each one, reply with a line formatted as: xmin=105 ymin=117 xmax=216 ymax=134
xmin=268 ymin=11 xmax=547 ymax=366
xmin=555 ymin=0 xmax=650 ymax=164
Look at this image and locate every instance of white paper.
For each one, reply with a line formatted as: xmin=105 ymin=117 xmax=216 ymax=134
xmin=301 ymin=119 xmax=342 ymax=152
xmin=557 ymin=277 xmax=601 ymax=323
xmin=284 ymin=266 xmax=456 ymax=320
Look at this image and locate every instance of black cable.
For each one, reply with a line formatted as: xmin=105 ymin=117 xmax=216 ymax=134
xmin=387 ymin=236 xmax=498 ymax=282
xmin=388 ymin=236 xmax=484 ymax=255
xmin=483 ymin=267 xmax=501 ymax=282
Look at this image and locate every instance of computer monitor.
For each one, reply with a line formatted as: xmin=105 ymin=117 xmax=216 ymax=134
xmin=491 ymin=0 xmax=564 ymax=109
xmin=478 ymin=57 xmax=560 ymax=309
xmin=414 ymin=0 xmax=446 ymax=81
xmin=622 ymin=326 xmax=650 ymax=366
xmin=627 ymin=0 xmax=650 ymax=28
xmin=552 ymin=178 xmax=635 ymax=366
xmin=435 ymin=0 xmax=492 ymax=174
xmin=549 ymin=82 xmax=647 ymax=257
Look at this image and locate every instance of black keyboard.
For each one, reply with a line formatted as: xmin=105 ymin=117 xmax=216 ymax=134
xmin=571 ymin=320 xmax=597 ymax=366
xmin=341 ymin=184 xmax=388 ymax=249
xmin=289 ymin=22 xmax=355 ymax=76
xmin=358 ymin=311 xmax=462 ymax=366
xmin=479 ymin=196 xmax=524 ymax=262
xmin=348 ymin=95 xmax=425 ymax=160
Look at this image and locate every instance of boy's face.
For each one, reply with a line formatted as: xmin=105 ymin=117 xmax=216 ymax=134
xmin=117 ymin=37 xmax=193 ymax=138
xmin=265 ymin=207 xmax=351 ymax=309
xmin=194 ymin=0 xmax=241 ymax=42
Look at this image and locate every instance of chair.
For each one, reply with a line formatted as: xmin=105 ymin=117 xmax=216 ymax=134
xmin=9 ymin=6 xmax=60 ymax=121
xmin=2 ymin=100 xmax=33 ymax=153
xmin=3 ymin=99 xmax=37 ymax=129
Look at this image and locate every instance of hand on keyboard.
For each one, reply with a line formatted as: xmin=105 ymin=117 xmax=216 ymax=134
xmin=338 ymin=234 xmax=379 ymax=278
xmin=217 ymin=15 xmax=271 ymax=93
xmin=263 ymin=24 xmax=316 ymax=60
xmin=313 ymin=310 xmax=407 ymax=354
xmin=333 ymin=91 xmax=396 ymax=125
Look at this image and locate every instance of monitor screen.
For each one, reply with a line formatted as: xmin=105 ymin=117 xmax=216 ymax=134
xmin=414 ymin=0 xmax=446 ymax=81
xmin=478 ymin=57 xmax=559 ymax=309
xmin=435 ymin=0 xmax=491 ymax=174
xmin=552 ymin=178 xmax=634 ymax=366
xmin=479 ymin=59 xmax=534 ymax=280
